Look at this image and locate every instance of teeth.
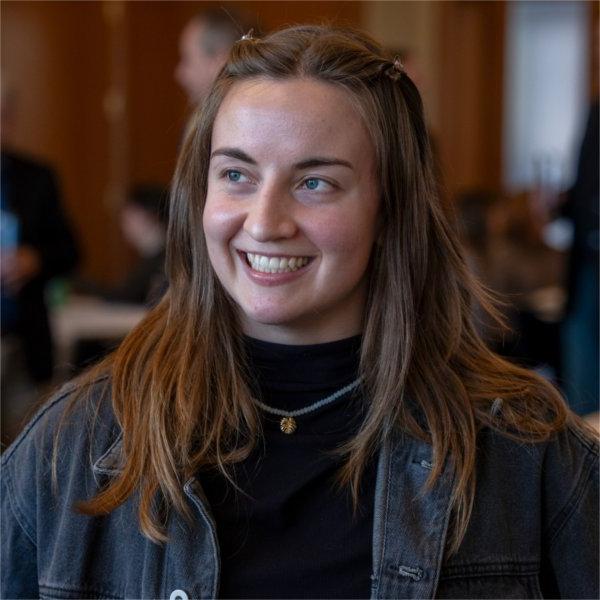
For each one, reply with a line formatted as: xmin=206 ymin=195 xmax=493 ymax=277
xmin=245 ymin=253 xmax=309 ymax=273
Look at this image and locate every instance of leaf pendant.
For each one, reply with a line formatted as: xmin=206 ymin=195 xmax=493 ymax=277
xmin=280 ymin=416 xmax=297 ymax=434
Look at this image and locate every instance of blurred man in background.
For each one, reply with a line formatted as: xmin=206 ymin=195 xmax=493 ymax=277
xmin=175 ymin=8 xmax=248 ymax=106
xmin=560 ymin=99 xmax=599 ymax=419
xmin=1 ymin=83 xmax=79 ymax=444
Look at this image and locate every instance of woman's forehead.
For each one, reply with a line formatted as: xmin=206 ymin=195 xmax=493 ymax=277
xmin=211 ymin=78 xmax=375 ymax=167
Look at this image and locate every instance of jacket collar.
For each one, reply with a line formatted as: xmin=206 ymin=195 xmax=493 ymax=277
xmin=92 ymin=432 xmax=124 ymax=477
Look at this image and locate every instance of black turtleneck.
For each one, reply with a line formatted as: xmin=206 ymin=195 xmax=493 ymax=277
xmin=199 ymin=336 xmax=377 ymax=599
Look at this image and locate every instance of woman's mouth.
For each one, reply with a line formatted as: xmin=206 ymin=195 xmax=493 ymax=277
xmin=243 ymin=252 xmax=312 ymax=274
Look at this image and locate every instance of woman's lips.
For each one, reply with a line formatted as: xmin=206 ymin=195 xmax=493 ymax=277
xmin=244 ymin=251 xmax=312 ymax=273
xmin=237 ymin=250 xmax=314 ymax=286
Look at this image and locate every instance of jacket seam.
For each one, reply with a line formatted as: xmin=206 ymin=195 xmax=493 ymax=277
xmin=378 ymin=442 xmax=392 ymax=588
xmin=39 ymin=582 xmax=122 ymax=599
xmin=2 ymin=463 xmax=37 ymax=548
xmin=546 ymin=445 xmax=598 ymax=548
xmin=566 ymin=422 xmax=599 ymax=456
xmin=440 ymin=560 xmax=540 ymax=580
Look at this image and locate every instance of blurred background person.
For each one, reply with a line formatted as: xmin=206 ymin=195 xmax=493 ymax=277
xmin=71 ymin=184 xmax=168 ymax=373
xmin=175 ymin=8 xmax=252 ymax=106
xmin=76 ymin=184 xmax=168 ymax=307
xmin=560 ymin=99 xmax=599 ymax=418
xmin=1 ymin=83 xmax=79 ymax=445
xmin=457 ymin=189 xmax=565 ymax=380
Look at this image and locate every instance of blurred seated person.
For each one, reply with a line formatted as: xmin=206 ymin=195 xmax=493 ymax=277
xmin=76 ymin=184 xmax=168 ymax=306
xmin=71 ymin=185 xmax=167 ymax=373
xmin=457 ymin=190 xmax=566 ymax=378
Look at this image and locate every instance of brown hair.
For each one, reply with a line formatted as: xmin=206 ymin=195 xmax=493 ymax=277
xmin=69 ymin=25 xmax=575 ymax=553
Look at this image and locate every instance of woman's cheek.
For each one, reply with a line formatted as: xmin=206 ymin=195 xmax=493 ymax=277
xmin=305 ymin=211 xmax=378 ymax=258
xmin=202 ymin=199 xmax=246 ymax=242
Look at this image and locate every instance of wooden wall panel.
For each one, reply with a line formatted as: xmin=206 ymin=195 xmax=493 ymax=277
xmin=437 ymin=1 xmax=506 ymax=202
xmin=364 ymin=1 xmax=442 ymax=131
xmin=127 ymin=3 xmax=189 ymax=186
xmin=239 ymin=1 xmax=363 ymax=30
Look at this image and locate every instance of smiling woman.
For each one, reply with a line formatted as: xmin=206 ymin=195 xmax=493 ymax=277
xmin=203 ymin=78 xmax=380 ymax=343
xmin=1 ymin=25 xmax=598 ymax=600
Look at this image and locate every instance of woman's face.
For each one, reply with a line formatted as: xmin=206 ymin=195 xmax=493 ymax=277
xmin=203 ymin=77 xmax=380 ymax=344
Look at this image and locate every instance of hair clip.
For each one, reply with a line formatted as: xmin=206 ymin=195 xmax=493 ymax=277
xmin=392 ymin=56 xmax=404 ymax=75
xmin=381 ymin=55 xmax=404 ymax=82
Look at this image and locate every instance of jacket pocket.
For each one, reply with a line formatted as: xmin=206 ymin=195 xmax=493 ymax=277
xmin=436 ymin=561 xmax=543 ymax=599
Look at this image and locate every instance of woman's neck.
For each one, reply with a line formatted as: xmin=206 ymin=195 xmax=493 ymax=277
xmin=243 ymin=335 xmax=361 ymax=411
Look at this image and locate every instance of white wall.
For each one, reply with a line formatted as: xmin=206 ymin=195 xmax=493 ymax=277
xmin=503 ymin=0 xmax=590 ymax=192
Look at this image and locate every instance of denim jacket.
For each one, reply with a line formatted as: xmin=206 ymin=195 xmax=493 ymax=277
xmin=1 ymin=380 xmax=598 ymax=599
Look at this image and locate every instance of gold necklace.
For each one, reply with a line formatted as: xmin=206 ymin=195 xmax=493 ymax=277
xmin=254 ymin=378 xmax=361 ymax=434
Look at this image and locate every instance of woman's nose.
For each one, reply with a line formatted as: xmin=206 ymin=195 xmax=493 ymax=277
xmin=243 ymin=186 xmax=297 ymax=242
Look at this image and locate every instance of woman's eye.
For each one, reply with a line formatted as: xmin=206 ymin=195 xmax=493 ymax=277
xmin=301 ymin=178 xmax=331 ymax=191
xmin=223 ymin=169 xmax=248 ymax=183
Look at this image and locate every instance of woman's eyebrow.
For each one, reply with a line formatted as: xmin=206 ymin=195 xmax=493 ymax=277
xmin=211 ymin=147 xmax=257 ymax=164
xmin=294 ymin=157 xmax=354 ymax=171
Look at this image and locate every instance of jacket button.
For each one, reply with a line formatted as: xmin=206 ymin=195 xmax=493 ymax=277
xmin=170 ymin=590 xmax=189 ymax=600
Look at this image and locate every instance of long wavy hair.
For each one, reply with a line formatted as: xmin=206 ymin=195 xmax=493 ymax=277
xmin=69 ymin=25 xmax=573 ymax=554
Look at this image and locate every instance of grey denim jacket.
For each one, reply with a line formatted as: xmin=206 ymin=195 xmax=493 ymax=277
xmin=1 ymin=380 xmax=598 ymax=599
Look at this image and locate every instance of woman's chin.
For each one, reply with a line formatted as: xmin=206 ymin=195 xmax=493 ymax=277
xmin=240 ymin=308 xmax=297 ymax=331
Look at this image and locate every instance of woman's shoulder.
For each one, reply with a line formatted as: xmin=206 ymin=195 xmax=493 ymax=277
xmin=479 ymin=411 xmax=598 ymax=447
xmin=1 ymin=374 xmax=121 ymax=493
xmin=536 ymin=419 xmax=598 ymax=532
xmin=475 ymin=417 xmax=598 ymax=531
xmin=476 ymin=417 xmax=598 ymax=483
xmin=428 ymin=419 xmax=598 ymax=598
xmin=0 ymin=375 xmax=128 ymax=599
xmin=477 ymin=416 xmax=598 ymax=471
